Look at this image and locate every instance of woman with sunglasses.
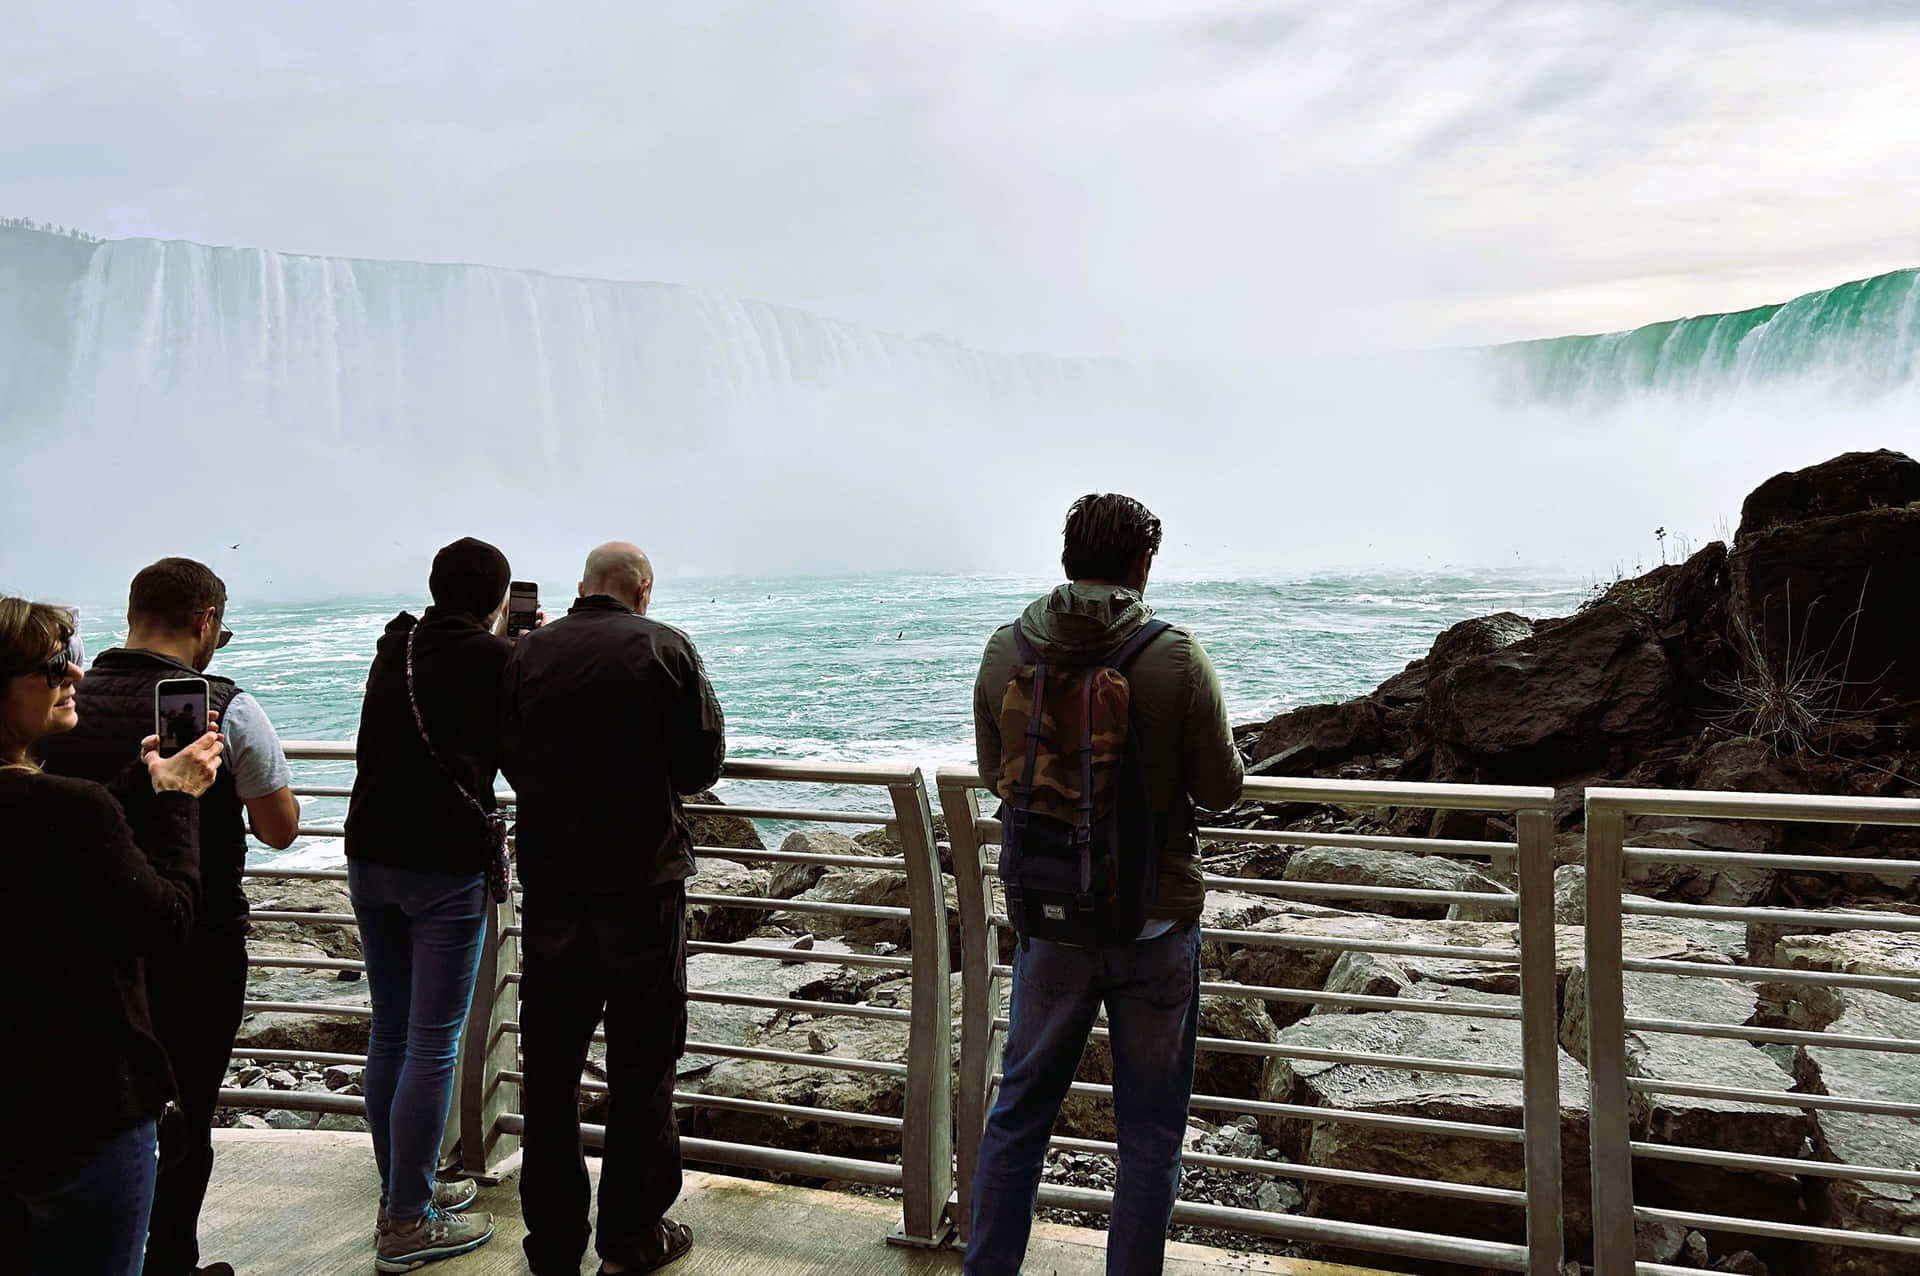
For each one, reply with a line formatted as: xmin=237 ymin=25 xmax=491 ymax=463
xmin=0 ymin=596 xmax=225 ymax=1275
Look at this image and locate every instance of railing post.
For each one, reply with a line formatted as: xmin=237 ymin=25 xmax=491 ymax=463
xmin=887 ymin=771 xmax=956 ymax=1247
xmin=1516 ymin=808 xmax=1565 ymax=1275
xmin=1584 ymin=799 xmax=1635 ymax=1275
xmin=456 ymin=890 xmax=522 ymax=1182
xmin=937 ymin=773 xmax=994 ymax=1246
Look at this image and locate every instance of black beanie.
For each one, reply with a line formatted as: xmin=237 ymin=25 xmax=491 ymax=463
xmin=428 ymin=537 xmax=511 ymax=618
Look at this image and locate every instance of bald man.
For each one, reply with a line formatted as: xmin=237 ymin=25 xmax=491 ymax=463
xmin=501 ymin=542 xmax=725 ymax=1276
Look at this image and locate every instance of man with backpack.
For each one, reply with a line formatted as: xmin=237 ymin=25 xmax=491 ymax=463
xmin=966 ymin=494 xmax=1244 ymax=1276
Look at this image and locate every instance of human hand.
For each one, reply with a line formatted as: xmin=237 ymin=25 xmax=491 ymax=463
xmin=144 ymin=710 xmax=225 ymax=796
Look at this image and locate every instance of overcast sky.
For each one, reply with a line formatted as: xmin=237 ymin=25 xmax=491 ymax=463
xmin=5 ymin=0 xmax=1919 ymax=360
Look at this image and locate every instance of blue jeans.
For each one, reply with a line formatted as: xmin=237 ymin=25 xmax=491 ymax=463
xmin=10 ymin=1119 xmax=158 ymax=1275
xmin=966 ymin=922 xmax=1201 ymax=1276
xmin=348 ymin=860 xmax=488 ymax=1220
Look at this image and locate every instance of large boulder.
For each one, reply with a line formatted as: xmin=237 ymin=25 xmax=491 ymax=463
xmin=685 ymin=863 xmax=775 ymax=944
xmin=1728 ymin=451 xmax=1920 ymax=708
xmin=765 ymin=829 xmax=889 ymax=900
xmin=245 ymin=877 xmax=361 ymax=962
xmin=687 ymin=788 xmax=765 ymax=853
xmin=1624 ymin=820 xmax=1781 ymax=907
xmin=1281 ymin=846 xmax=1506 ymax=919
xmin=1260 ymin=987 xmax=1591 ymax=1244
xmin=1424 ymin=602 xmax=1681 ymax=783
xmin=1249 ymin=698 xmax=1384 ymax=774
xmin=1792 ymin=989 xmax=1920 ymax=1273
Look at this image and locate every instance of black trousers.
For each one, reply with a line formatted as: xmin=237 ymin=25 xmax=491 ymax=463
xmin=144 ymin=927 xmax=249 ymax=1276
xmin=519 ymin=884 xmax=687 ymax=1273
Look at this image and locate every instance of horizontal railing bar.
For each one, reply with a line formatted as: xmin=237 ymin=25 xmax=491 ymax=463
xmin=1588 ymin=786 xmax=1920 ymax=826
xmin=500 ymin=1022 xmax=908 ymax=1076
xmin=994 ymin=1020 xmax=1522 ymax=1078
xmin=1621 ymin=958 xmax=1920 ymax=994
xmin=1633 ymin=1205 xmax=1920 ymax=1254
xmin=228 ymin=1049 xmax=369 ymax=1067
xmin=1198 ymin=979 xmax=1522 ymax=1019
xmin=496 ymin=1072 xmax=907 ymax=1131
xmin=1195 ymin=878 xmax=1519 ymax=907
xmin=1626 ymin=1078 xmax=1920 ymax=1119
xmin=1624 ymin=847 xmax=1920 ymax=877
xmin=243 ymin=1000 xmax=371 ymax=1018
xmin=282 ymin=742 xmax=358 ymax=760
xmin=294 ymin=825 xmax=345 ymax=838
xmin=684 ymin=941 xmax=915 ymax=970
xmin=1631 ymin=1142 xmax=1920 ymax=1187
xmin=249 ymin=911 xmax=358 ymax=926
xmin=247 ymin=956 xmax=366 ymax=973
xmin=494 ymin=1114 xmax=908 ymax=1187
xmin=1193 ymin=928 xmax=1525 ymax=965
xmin=696 ymin=845 xmax=909 ymax=871
xmin=686 ymin=893 xmax=913 ymax=921
xmin=1022 ymin=1080 xmax=1523 ymax=1144
xmin=1624 ymin=1016 xmax=1920 ymax=1054
xmin=1029 ymin=1184 xmax=1528 ymax=1271
xmin=976 ymin=820 xmax=1517 ymax=858
xmin=242 ymin=868 xmax=349 ymax=882
xmin=724 ymin=759 xmax=919 ymax=785
xmin=1047 ymin=1134 xmax=1526 ymax=1206
xmin=290 ymin=785 xmax=354 ymax=798
xmin=686 ymin=991 xmax=912 ymax=1022
xmin=216 ymin=1087 xmax=367 ymax=1116
xmin=686 ymin=805 xmax=893 ymax=826
xmin=941 ymin=769 xmax=1552 ymax=812
xmin=1622 ymin=898 xmax=1920 ymax=932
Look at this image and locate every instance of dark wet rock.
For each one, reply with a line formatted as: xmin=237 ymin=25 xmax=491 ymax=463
xmin=765 ymin=829 xmax=889 ymax=900
xmin=1425 ymin=603 xmax=1681 ymax=784
xmin=1735 ymin=449 xmax=1920 ymax=542
xmin=1625 ymin=820 xmax=1780 ymax=907
xmin=687 ymin=788 xmax=765 ymax=853
xmin=1249 ymin=698 xmax=1384 ymax=773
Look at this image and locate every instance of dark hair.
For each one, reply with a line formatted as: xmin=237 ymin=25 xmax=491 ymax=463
xmin=429 ymin=537 xmax=511 ymax=618
xmin=1061 ymin=493 xmax=1162 ymax=583
xmin=129 ymin=558 xmax=227 ymax=631
xmin=0 ymin=596 xmax=75 ymax=769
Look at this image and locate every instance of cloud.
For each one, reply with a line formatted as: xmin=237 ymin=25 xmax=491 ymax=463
xmin=2 ymin=0 xmax=1918 ymax=358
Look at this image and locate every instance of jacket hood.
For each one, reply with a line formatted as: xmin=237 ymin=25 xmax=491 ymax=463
xmin=374 ymin=607 xmax=491 ymax=664
xmin=1016 ymin=583 xmax=1153 ymax=663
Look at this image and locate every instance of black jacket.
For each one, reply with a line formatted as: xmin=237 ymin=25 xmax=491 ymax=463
xmin=36 ymin=647 xmax=249 ymax=931
xmin=0 ymin=767 xmax=199 ymax=1178
xmin=346 ymin=608 xmax=511 ymax=874
xmin=501 ymin=595 xmax=726 ymax=897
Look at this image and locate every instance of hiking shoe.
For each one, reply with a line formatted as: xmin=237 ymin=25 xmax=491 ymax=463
xmin=375 ymin=1205 xmax=495 ymax=1271
xmin=376 ymin=1178 xmax=481 ymax=1227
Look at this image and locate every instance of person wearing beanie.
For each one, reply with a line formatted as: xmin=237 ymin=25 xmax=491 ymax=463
xmin=343 ymin=537 xmax=528 ymax=1269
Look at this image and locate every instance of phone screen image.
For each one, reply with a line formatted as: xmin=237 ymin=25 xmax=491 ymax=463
xmin=156 ymin=684 xmax=209 ymax=758
xmin=61 ymin=606 xmax=83 ymax=670
xmin=507 ymin=581 xmax=539 ymax=638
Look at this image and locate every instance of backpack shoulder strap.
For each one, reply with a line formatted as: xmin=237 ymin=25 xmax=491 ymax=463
xmin=1009 ymin=622 xmax=1042 ymax=666
xmin=1102 ymin=619 xmax=1171 ymax=672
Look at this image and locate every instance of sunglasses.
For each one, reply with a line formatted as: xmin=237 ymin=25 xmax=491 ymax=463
xmin=9 ymin=648 xmax=76 ymax=689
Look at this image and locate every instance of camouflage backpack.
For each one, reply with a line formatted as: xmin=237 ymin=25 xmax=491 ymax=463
xmin=995 ymin=618 xmax=1170 ymax=946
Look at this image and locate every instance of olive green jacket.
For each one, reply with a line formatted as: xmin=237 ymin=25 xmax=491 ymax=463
xmin=972 ymin=583 xmax=1245 ymax=921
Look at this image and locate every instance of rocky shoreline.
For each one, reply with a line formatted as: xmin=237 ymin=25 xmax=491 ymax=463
xmin=213 ymin=450 xmax=1920 ymax=1274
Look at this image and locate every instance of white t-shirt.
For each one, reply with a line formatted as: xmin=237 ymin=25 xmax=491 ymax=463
xmin=221 ymin=691 xmax=293 ymax=800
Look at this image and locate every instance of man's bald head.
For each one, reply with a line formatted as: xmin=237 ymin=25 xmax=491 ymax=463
xmin=580 ymin=542 xmax=655 ymax=614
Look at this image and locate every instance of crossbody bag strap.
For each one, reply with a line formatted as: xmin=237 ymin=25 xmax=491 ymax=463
xmin=404 ymin=624 xmax=493 ymax=824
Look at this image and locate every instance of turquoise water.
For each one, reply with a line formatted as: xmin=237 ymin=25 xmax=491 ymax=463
xmin=69 ymin=570 xmax=1585 ymax=868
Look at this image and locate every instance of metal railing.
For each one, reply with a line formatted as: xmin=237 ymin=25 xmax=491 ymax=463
xmin=224 ymin=744 xmax=955 ymax=1246
xmin=1584 ymin=787 xmax=1920 ymax=1276
xmin=936 ymin=768 xmax=1562 ymax=1274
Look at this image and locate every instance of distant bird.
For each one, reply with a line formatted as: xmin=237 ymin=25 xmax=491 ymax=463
xmin=228 ymin=543 xmax=240 ymax=550
xmin=896 ymin=630 xmax=904 ymax=640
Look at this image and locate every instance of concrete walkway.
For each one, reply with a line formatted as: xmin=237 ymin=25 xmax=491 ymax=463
xmin=201 ymin=1130 xmax=1400 ymax=1275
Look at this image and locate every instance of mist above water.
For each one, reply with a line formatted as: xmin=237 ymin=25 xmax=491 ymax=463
xmin=3 ymin=228 xmax=1917 ymax=604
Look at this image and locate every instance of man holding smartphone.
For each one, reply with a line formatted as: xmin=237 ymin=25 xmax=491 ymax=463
xmin=36 ymin=557 xmax=300 ymax=1276
xmin=502 ymin=541 xmax=726 ymax=1276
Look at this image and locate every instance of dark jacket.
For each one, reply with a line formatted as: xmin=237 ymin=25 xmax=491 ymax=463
xmin=0 ymin=766 xmax=199 ymax=1177
xmin=501 ymin=595 xmax=726 ymax=897
xmin=346 ymin=608 xmax=511 ymax=873
xmin=36 ymin=647 xmax=249 ymax=931
xmin=973 ymin=584 xmax=1244 ymax=921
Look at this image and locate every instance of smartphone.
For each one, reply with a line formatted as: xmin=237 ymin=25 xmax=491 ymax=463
xmin=155 ymin=677 xmax=211 ymax=758
xmin=506 ymin=580 xmax=540 ymax=639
